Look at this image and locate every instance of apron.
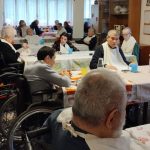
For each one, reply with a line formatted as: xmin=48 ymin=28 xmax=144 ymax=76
xmin=57 ymin=107 xmax=149 ymax=150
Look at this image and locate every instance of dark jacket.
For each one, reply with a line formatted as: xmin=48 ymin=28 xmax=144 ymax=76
xmin=30 ymin=22 xmax=43 ymax=36
xmin=90 ymin=44 xmax=130 ymax=69
xmin=52 ymin=41 xmax=79 ymax=52
xmin=43 ymin=109 xmax=90 ymax=150
xmin=76 ymin=36 xmax=97 ymax=50
xmin=0 ymin=40 xmax=21 ymax=64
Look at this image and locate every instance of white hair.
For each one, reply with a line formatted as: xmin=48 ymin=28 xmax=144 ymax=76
xmin=1 ymin=25 xmax=16 ymax=39
xmin=122 ymin=27 xmax=131 ymax=34
xmin=107 ymin=29 xmax=120 ymax=38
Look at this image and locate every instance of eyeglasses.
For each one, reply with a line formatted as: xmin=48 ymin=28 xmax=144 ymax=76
xmin=109 ymin=36 xmax=119 ymax=41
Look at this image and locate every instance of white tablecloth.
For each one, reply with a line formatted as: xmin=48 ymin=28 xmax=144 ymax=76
xmin=118 ymin=65 xmax=150 ymax=102
xmin=21 ymin=51 xmax=94 ymax=71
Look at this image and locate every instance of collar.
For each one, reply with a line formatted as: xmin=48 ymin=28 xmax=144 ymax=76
xmin=107 ymin=44 xmax=117 ymax=49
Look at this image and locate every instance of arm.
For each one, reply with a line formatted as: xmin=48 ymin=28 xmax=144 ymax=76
xmin=89 ymin=45 xmax=104 ymax=69
xmin=119 ymin=48 xmax=130 ymax=65
xmin=39 ymin=65 xmax=71 ymax=87
xmin=68 ymin=41 xmax=79 ymax=51
xmin=89 ymin=36 xmax=97 ymax=50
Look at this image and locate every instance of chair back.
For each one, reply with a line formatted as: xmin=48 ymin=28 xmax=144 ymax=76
xmin=132 ymin=43 xmax=140 ymax=64
xmin=16 ymin=75 xmax=32 ymax=115
xmin=0 ymin=51 xmax=7 ymax=68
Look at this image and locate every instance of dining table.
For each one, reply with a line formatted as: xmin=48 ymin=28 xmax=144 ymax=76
xmin=63 ymin=66 xmax=150 ymax=123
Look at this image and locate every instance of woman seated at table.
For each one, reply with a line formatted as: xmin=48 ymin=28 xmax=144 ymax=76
xmin=76 ymin=27 xmax=97 ymax=50
xmin=52 ymin=32 xmax=79 ymax=53
xmin=30 ymin=19 xmax=43 ymax=36
xmin=17 ymin=20 xmax=29 ymax=37
xmin=0 ymin=25 xmax=28 ymax=72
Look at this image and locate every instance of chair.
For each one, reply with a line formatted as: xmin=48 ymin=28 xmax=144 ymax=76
xmin=0 ymin=51 xmax=24 ymax=74
xmin=0 ymin=72 xmax=62 ymax=138
xmin=132 ymin=42 xmax=140 ymax=64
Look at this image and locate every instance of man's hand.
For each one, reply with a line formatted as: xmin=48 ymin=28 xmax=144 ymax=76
xmin=105 ymin=64 xmax=117 ymax=71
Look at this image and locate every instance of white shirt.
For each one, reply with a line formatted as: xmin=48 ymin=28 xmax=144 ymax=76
xmin=121 ymin=36 xmax=136 ymax=54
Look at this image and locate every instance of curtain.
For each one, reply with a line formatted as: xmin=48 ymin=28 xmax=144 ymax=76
xmin=4 ymin=0 xmax=93 ymax=26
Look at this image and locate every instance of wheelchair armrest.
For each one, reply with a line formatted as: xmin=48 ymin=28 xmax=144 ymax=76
xmin=8 ymin=62 xmax=23 ymax=67
xmin=1 ymin=67 xmax=17 ymax=74
xmin=32 ymin=89 xmax=52 ymax=96
xmin=27 ymin=126 xmax=50 ymax=139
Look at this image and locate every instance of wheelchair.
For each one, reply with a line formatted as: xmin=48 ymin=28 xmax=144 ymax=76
xmin=0 ymin=72 xmax=63 ymax=143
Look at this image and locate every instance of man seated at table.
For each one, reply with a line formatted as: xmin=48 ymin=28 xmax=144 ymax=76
xmin=24 ymin=46 xmax=71 ymax=102
xmin=121 ymin=27 xmax=137 ymax=55
xmin=53 ymin=32 xmax=79 ymax=53
xmin=76 ymin=27 xmax=97 ymax=50
xmin=56 ymin=23 xmax=67 ymax=38
xmin=43 ymin=69 xmax=150 ymax=150
xmin=89 ymin=29 xmax=130 ymax=71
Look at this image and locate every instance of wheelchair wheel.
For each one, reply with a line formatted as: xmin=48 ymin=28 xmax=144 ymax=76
xmin=8 ymin=107 xmax=52 ymax=150
xmin=0 ymin=95 xmax=17 ymax=137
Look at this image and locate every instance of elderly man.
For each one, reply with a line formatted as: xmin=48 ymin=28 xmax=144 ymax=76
xmin=43 ymin=69 xmax=127 ymax=150
xmin=56 ymin=23 xmax=67 ymax=38
xmin=89 ymin=29 xmax=129 ymax=71
xmin=121 ymin=27 xmax=136 ymax=55
xmin=76 ymin=27 xmax=97 ymax=50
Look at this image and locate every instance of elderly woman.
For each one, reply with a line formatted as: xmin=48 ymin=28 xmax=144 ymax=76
xmin=52 ymin=32 xmax=79 ymax=53
xmin=0 ymin=26 xmax=26 ymax=71
xmin=17 ymin=20 xmax=29 ymax=37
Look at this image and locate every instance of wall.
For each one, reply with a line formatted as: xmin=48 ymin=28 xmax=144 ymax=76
xmin=73 ymin=0 xmax=84 ymax=39
xmin=140 ymin=0 xmax=150 ymax=45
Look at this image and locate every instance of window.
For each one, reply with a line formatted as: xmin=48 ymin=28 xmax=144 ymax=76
xmin=4 ymin=0 xmax=93 ymax=26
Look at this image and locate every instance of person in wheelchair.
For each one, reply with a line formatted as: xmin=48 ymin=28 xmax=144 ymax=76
xmin=0 ymin=26 xmax=28 ymax=73
xmin=43 ymin=69 xmax=127 ymax=150
xmin=24 ymin=46 xmax=71 ymax=102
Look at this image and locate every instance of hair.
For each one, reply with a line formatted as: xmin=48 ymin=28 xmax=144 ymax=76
xmin=122 ymin=27 xmax=132 ymax=34
xmin=37 ymin=46 xmax=55 ymax=60
xmin=64 ymin=21 xmax=69 ymax=27
xmin=57 ymin=23 xmax=62 ymax=27
xmin=19 ymin=20 xmax=26 ymax=26
xmin=60 ymin=32 xmax=69 ymax=39
xmin=88 ymin=27 xmax=96 ymax=34
xmin=30 ymin=20 xmax=39 ymax=28
xmin=72 ymin=69 xmax=127 ymax=126
xmin=55 ymin=20 xmax=59 ymax=24
xmin=1 ymin=25 xmax=16 ymax=39
xmin=107 ymin=29 xmax=120 ymax=38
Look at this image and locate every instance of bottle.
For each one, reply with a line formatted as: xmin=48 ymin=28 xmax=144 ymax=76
xmin=97 ymin=58 xmax=104 ymax=68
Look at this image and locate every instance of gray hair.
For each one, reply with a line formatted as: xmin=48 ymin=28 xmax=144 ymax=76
xmin=122 ymin=27 xmax=131 ymax=34
xmin=1 ymin=25 xmax=16 ymax=39
xmin=72 ymin=69 xmax=127 ymax=126
xmin=107 ymin=29 xmax=120 ymax=38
